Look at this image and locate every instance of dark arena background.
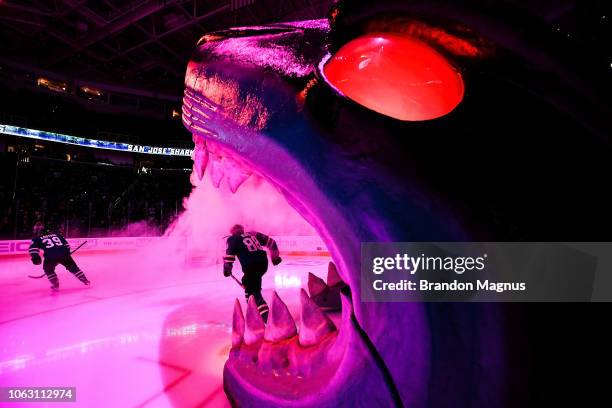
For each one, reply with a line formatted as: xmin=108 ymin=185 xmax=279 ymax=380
xmin=0 ymin=1 xmax=610 ymax=407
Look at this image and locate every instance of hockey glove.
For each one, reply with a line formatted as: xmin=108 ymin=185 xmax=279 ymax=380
xmin=31 ymin=254 xmax=42 ymax=265
xmin=272 ymin=256 xmax=282 ymax=266
xmin=223 ymin=263 xmax=233 ymax=277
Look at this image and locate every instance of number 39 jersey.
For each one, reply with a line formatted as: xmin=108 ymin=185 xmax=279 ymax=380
xmin=225 ymin=232 xmax=269 ymax=268
xmin=29 ymin=233 xmax=71 ymax=259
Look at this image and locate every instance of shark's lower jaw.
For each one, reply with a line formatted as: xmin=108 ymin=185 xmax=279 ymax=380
xmin=225 ymin=288 xmax=349 ymax=403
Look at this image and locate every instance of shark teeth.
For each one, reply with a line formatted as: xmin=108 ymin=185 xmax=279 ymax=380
xmin=287 ymin=290 xmax=339 ymax=377
xmin=308 ymin=272 xmax=329 ymax=297
xmin=192 ymin=138 xmax=209 ymax=180
xmin=264 ymin=291 xmax=297 ymax=342
xmin=327 ymin=261 xmax=344 ymax=287
xmin=298 ymin=288 xmax=337 ymax=346
xmin=307 ymin=263 xmax=345 ymax=310
xmin=232 ymin=298 xmax=245 ymax=348
xmin=258 ymin=293 xmax=296 ymax=374
xmin=229 ymin=286 xmax=343 ymax=380
xmin=209 ymin=153 xmax=225 ymax=188
xmin=234 ymin=289 xmax=338 ymax=348
xmin=190 ymin=135 xmax=253 ymax=193
xmin=225 ymin=157 xmax=251 ymax=193
xmin=244 ymin=295 xmax=266 ymax=345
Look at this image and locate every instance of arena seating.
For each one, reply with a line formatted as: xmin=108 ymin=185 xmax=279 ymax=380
xmin=0 ymin=152 xmax=192 ymax=239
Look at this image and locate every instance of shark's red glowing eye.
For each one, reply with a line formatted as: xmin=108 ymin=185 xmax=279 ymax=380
xmin=323 ymin=33 xmax=465 ymax=121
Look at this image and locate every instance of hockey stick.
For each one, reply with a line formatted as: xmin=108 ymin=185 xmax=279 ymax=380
xmin=70 ymin=241 xmax=87 ymax=255
xmin=28 ymin=241 xmax=88 ymax=279
xmin=230 ymin=273 xmax=245 ymax=289
xmin=70 ymin=241 xmax=88 ymax=255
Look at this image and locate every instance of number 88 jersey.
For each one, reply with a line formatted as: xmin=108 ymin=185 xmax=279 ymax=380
xmin=225 ymin=232 xmax=269 ymax=267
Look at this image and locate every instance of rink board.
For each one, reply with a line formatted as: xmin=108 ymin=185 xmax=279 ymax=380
xmin=0 ymin=235 xmax=329 ymax=259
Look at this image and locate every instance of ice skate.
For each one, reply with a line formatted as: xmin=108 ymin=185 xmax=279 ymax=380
xmin=73 ymin=270 xmax=90 ymax=286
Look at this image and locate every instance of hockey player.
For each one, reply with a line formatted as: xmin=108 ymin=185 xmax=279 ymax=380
xmin=223 ymin=224 xmax=282 ymax=323
xmin=29 ymin=227 xmax=90 ymax=290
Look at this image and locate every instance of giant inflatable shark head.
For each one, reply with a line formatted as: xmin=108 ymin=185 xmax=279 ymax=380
xmin=182 ymin=0 xmax=610 ymax=406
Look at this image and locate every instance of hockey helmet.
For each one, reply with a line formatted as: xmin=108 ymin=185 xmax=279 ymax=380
xmin=230 ymin=224 xmax=244 ymax=235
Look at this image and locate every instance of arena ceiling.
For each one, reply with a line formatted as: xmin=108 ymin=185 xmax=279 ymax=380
xmin=0 ymin=0 xmax=608 ymax=114
xmin=0 ymin=0 xmax=332 ymax=104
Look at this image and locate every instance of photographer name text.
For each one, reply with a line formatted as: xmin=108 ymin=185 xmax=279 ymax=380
xmin=371 ymin=253 xmax=526 ymax=293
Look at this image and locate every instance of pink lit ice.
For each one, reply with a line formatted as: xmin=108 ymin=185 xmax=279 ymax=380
xmin=0 ymin=250 xmax=330 ymax=407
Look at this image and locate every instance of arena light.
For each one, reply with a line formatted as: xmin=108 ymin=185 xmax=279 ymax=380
xmin=37 ymin=77 xmax=68 ymax=93
xmin=79 ymin=86 xmax=102 ymax=96
xmin=78 ymin=85 xmax=104 ymax=100
xmin=0 ymin=123 xmax=193 ymax=157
